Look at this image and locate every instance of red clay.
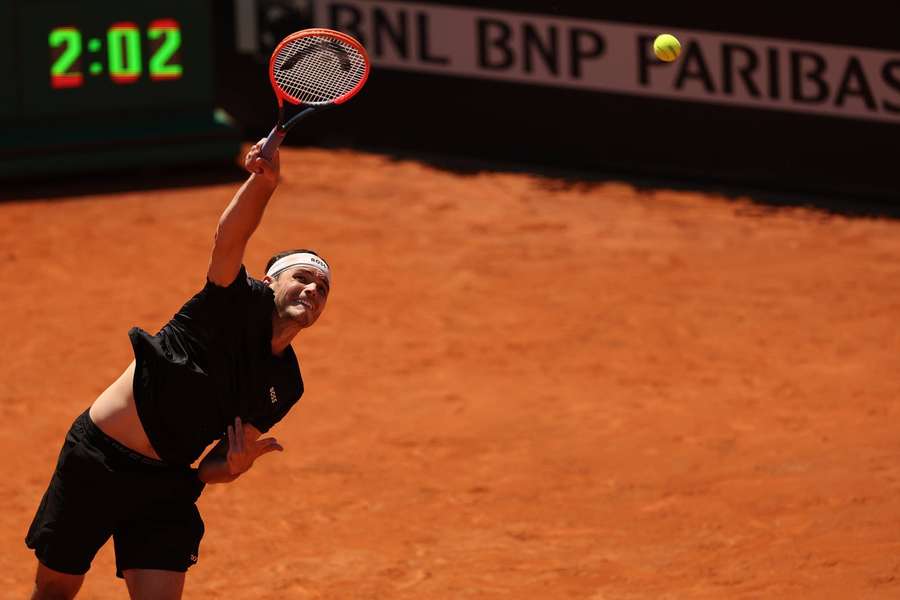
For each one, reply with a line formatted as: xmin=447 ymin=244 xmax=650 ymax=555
xmin=2 ymin=147 xmax=900 ymax=599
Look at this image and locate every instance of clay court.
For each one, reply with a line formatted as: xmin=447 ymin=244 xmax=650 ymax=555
xmin=2 ymin=147 xmax=900 ymax=598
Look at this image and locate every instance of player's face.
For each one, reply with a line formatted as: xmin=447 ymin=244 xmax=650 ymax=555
xmin=268 ymin=266 xmax=330 ymax=328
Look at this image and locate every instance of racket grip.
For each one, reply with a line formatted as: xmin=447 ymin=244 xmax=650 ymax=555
xmin=260 ymin=127 xmax=286 ymax=161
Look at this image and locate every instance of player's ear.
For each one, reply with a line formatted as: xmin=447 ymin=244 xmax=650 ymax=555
xmin=262 ymin=275 xmax=274 ymax=286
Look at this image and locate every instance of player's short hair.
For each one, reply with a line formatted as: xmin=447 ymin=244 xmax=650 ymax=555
xmin=265 ymin=249 xmax=328 ymax=278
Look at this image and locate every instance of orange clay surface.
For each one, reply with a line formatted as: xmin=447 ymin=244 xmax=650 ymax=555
xmin=2 ymin=147 xmax=900 ymax=599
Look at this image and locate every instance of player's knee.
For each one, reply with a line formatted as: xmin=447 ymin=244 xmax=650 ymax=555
xmin=32 ymin=567 xmax=83 ymax=600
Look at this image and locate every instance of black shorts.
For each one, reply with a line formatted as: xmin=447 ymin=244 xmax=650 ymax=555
xmin=26 ymin=410 xmax=206 ymax=578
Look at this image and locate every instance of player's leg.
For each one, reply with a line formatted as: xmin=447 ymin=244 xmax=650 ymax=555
xmin=26 ymin=411 xmax=119 ymax=599
xmin=113 ymin=473 xmax=204 ymax=600
xmin=31 ymin=563 xmax=84 ymax=600
xmin=122 ymin=569 xmax=185 ymax=600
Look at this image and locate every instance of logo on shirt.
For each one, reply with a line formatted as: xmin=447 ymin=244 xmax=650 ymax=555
xmin=269 ymin=386 xmax=278 ymax=404
xmin=190 ymin=554 xmax=198 ymax=564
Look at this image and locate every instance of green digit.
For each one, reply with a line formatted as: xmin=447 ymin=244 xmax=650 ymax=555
xmin=148 ymin=23 xmax=183 ymax=79
xmin=49 ymin=27 xmax=82 ymax=76
xmin=108 ymin=24 xmax=142 ymax=81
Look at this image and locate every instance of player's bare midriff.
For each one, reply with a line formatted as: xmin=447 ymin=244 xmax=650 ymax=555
xmin=88 ymin=361 xmax=163 ymax=461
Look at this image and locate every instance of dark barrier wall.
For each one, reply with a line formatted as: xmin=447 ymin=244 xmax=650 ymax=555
xmin=214 ymin=1 xmax=900 ymax=199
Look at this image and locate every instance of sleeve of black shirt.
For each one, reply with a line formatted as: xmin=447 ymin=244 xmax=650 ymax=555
xmin=252 ymin=398 xmax=293 ymax=434
xmin=201 ymin=265 xmax=253 ymax=306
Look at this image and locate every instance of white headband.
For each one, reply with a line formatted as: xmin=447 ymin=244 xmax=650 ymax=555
xmin=266 ymin=252 xmax=331 ymax=284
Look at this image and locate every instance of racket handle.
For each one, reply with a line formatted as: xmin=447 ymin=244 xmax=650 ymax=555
xmin=260 ymin=127 xmax=286 ymax=161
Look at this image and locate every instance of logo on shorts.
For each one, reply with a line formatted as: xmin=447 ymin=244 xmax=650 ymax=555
xmin=269 ymin=386 xmax=278 ymax=404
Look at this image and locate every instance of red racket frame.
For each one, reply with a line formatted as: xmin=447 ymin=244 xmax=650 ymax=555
xmin=259 ymin=28 xmax=370 ymax=160
xmin=268 ymin=28 xmax=370 ymax=107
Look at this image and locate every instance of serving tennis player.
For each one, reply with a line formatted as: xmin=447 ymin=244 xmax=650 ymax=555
xmin=25 ymin=142 xmax=329 ymax=600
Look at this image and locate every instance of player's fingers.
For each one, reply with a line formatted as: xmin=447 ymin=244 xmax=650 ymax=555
xmin=234 ymin=417 xmax=244 ymax=453
xmin=258 ymin=157 xmax=276 ymax=173
xmin=244 ymin=141 xmax=266 ymax=165
xmin=246 ymin=142 xmax=264 ymax=164
xmin=244 ymin=156 xmax=262 ymax=175
xmin=245 ymin=140 xmax=263 ymax=156
xmin=251 ymin=158 xmax=275 ymax=178
xmin=227 ymin=425 xmax=235 ymax=451
xmin=257 ymin=439 xmax=284 ymax=455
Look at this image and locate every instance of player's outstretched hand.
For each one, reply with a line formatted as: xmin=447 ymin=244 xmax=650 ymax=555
xmin=225 ymin=416 xmax=283 ymax=476
xmin=244 ymin=139 xmax=280 ymax=185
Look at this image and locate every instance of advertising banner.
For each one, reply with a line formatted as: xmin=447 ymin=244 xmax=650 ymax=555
xmin=313 ymin=0 xmax=900 ymax=125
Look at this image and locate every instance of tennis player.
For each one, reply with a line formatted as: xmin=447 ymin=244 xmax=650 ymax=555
xmin=25 ymin=142 xmax=329 ymax=600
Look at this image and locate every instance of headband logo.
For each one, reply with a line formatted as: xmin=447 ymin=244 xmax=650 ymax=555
xmin=266 ymin=252 xmax=331 ymax=283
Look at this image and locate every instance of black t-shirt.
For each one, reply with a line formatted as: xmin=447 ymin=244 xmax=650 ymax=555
xmin=128 ymin=265 xmax=303 ymax=465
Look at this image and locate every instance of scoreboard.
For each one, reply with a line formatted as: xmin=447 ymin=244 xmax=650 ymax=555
xmin=0 ymin=0 xmax=237 ymax=178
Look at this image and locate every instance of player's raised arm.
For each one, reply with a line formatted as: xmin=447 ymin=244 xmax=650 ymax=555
xmin=207 ymin=142 xmax=281 ymax=286
xmin=207 ymin=29 xmax=368 ymax=288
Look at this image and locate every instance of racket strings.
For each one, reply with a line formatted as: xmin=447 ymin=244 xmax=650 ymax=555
xmin=273 ymin=36 xmax=367 ymax=105
xmin=277 ymin=49 xmax=360 ymax=103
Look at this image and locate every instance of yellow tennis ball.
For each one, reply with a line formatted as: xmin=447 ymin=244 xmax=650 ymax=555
xmin=653 ymin=34 xmax=681 ymax=62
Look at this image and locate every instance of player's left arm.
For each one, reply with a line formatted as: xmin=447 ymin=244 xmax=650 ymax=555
xmin=207 ymin=142 xmax=282 ymax=287
xmin=198 ymin=417 xmax=283 ymax=484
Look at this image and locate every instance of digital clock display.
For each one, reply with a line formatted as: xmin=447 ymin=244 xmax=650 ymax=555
xmin=49 ymin=20 xmax=185 ymax=88
xmin=19 ymin=0 xmax=213 ymax=117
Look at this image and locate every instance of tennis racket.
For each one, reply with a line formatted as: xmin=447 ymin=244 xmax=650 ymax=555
xmin=259 ymin=28 xmax=370 ymax=160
